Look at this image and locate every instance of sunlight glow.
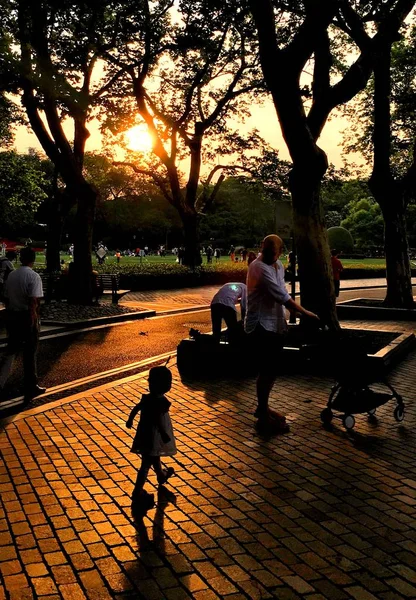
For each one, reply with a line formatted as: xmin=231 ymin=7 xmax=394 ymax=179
xmin=124 ymin=124 xmax=153 ymax=153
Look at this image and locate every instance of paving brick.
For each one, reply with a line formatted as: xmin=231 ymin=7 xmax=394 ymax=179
xmin=59 ymin=583 xmax=88 ymax=600
xmin=2 ymin=335 xmax=416 ymax=598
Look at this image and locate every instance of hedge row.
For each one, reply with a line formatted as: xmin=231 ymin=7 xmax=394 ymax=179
xmin=36 ymin=262 xmax=411 ymax=291
xmin=96 ymin=262 xmax=248 ymax=290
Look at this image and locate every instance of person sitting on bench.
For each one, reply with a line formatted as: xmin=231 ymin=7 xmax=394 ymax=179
xmin=210 ymin=282 xmax=247 ymax=343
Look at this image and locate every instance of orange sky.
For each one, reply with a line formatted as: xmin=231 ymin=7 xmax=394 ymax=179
xmin=14 ymin=97 xmax=362 ymax=174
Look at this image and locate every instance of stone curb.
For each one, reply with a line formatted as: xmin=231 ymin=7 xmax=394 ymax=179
xmin=41 ymin=308 xmax=155 ymax=328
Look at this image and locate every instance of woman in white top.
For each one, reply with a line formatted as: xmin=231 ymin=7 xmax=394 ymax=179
xmin=245 ymin=235 xmax=319 ymax=430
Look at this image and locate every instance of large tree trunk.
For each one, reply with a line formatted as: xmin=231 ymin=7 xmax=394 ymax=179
xmin=182 ymin=212 xmax=202 ymax=268
xmin=370 ymin=43 xmax=414 ymax=309
xmin=71 ymin=182 xmax=97 ymax=304
xmin=290 ymin=166 xmax=339 ymax=330
xmin=381 ymin=202 xmax=414 ymax=308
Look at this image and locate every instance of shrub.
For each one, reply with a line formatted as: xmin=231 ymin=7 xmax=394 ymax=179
xmin=327 ymin=226 xmax=354 ymax=253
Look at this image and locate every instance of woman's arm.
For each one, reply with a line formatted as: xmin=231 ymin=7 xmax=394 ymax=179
xmin=284 ymin=297 xmax=319 ymax=320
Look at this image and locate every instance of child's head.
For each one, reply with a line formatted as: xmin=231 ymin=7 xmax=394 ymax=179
xmin=331 ymin=248 xmax=339 ymax=257
xmin=148 ymin=366 xmax=172 ymax=395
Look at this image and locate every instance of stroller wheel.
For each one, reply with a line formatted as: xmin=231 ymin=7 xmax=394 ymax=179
xmin=367 ymin=408 xmax=376 ymax=416
xmin=394 ymin=405 xmax=405 ymax=422
xmin=321 ymin=408 xmax=333 ymax=424
xmin=343 ymin=414 xmax=355 ymax=430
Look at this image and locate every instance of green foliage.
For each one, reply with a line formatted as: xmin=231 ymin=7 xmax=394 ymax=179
xmin=342 ymin=24 xmax=416 ymax=177
xmin=0 ymin=150 xmax=46 ymax=235
xmin=327 ymin=226 xmax=354 ymax=253
xmin=341 ymin=198 xmax=384 ymax=248
xmin=200 ymin=174 xmax=289 ymax=246
xmin=321 ymin=167 xmax=371 ymax=213
xmin=0 ymin=94 xmax=20 ymax=147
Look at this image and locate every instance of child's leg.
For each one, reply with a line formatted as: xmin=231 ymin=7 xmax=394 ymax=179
xmin=133 ymin=455 xmax=153 ymax=494
xmin=150 ymin=457 xmax=163 ymax=480
xmin=151 ymin=457 xmax=175 ymax=485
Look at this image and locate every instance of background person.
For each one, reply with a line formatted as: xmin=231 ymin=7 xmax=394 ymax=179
xmin=331 ymin=249 xmax=344 ymax=297
xmin=0 ymin=247 xmax=46 ymax=402
xmin=245 ymin=235 xmax=319 ymax=431
xmin=210 ymin=282 xmax=247 ymax=343
xmin=0 ymin=250 xmax=16 ymax=301
xmin=206 ymin=245 xmax=213 ymax=264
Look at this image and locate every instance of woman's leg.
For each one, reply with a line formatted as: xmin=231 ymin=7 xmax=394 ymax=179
xmin=253 ymin=329 xmax=287 ymax=424
xmin=211 ymin=304 xmax=223 ymax=341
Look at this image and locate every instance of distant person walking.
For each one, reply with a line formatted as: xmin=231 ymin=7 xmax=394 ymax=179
xmin=0 ymin=247 xmax=46 ymax=402
xmin=178 ymin=246 xmax=185 ymax=265
xmin=126 ymin=366 xmax=177 ymax=511
xmin=331 ymin=249 xmax=343 ymax=297
xmin=245 ymin=235 xmax=319 ymax=431
xmin=229 ymin=245 xmax=235 ymax=262
xmin=247 ymin=251 xmax=257 ymax=266
xmin=214 ymin=247 xmax=221 ymax=262
xmin=241 ymin=248 xmax=248 ymax=262
xmin=211 ymin=282 xmax=247 ymax=343
xmin=206 ymin=245 xmax=213 ymax=264
xmin=115 ymin=250 xmax=121 ymax=264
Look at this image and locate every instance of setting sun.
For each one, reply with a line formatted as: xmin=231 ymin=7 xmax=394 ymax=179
xmin=124 ymin=124 xmax=153 ymax=152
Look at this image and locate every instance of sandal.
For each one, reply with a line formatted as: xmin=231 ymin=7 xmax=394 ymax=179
xmin=157 ymin=467 xmax=175 ymax=485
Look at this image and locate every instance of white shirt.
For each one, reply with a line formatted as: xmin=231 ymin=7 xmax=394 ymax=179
xmin=211 ymin=282 xmax=247 ymax=313
xmin=244 ymin=257 xmax=291 ymax=334
xmin=4 ymin=266 xmax=43 ymax=311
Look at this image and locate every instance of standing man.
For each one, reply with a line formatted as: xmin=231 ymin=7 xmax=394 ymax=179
xmin=0 ymin=247 xmax=46 ymax=403
xmin=245 ymin=235 xmax=319 ymax=431
xmin=211 ymin=282 xmax=247 ymax=343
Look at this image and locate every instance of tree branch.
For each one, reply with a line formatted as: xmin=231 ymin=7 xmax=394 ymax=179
xmin=113 ymin=161 xmax=173 ymax=204
xmin=195 ymin=164 xmax=253 ymax=213
xmin=282 ymin=0 xmax=337 ymax=78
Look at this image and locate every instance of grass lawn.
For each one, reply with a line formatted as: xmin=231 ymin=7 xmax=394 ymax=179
xmin=33 ymin=253 xmax=388 ymax=269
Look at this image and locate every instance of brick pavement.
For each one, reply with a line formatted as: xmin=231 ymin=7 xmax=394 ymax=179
xmin=122 ymin=281 xmax=416 ymax=313
xmin=1 ymin=320 xmax=416 ymax=599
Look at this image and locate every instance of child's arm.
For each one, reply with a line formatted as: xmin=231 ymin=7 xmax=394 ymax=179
xmin=126 ymin=402 xmax=142 ymax=428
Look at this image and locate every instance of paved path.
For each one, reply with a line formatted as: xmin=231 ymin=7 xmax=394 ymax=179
xmin=1 ymin=319 xmax=416 ymax=599
xmin=122 ymin=279 xmax=404 ymax=313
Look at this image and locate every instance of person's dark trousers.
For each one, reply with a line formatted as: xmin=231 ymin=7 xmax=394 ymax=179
xmin=334 ymin=280 xmax=340 ymax=297
xmin=211 ymin=304 xmax=238 ymax=342
xmin=0 ymin=311 xmax=39 ymax=392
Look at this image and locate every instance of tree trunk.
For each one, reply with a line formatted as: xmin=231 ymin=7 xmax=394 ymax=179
xmin=290 ymin=168 xmax=339 ymax=330
xmin=71 ymin=182 xmax=97 ymax=304
xmin=370 ymin=43 xmax=414 ymax=309
xmin=381 ymin=202 xmax=414 ymax=308
xmin=182 ymin=212 xmax=202 ymax=268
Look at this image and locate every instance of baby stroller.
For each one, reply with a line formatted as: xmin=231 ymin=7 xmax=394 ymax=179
xmin=319 ymin=337 xmax=405 ymax=430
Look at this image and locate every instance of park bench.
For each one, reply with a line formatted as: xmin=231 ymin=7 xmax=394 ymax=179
xmin=97 ymin=274 xmax=130 ymax=304
xmin=40 ymin=273 xmax=62 ymax=303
